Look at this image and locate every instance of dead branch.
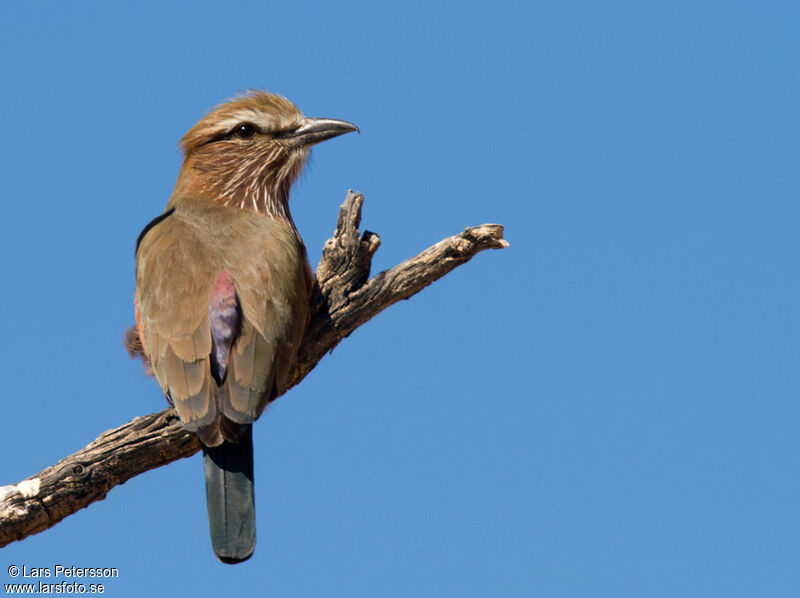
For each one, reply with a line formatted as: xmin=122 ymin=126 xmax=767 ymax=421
xmin=0 ymin=190 xmax=507 ymax=548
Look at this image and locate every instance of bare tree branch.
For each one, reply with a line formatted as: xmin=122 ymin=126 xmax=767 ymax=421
xmin=0 ymin=190 xmax=507 ymax=548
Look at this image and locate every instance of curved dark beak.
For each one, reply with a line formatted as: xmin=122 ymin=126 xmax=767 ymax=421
xmin=288 ymin=117 xmax=359 ymax=147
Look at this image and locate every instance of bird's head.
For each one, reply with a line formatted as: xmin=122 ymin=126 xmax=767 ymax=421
xmin=174 ymin=91 xmax=358 ymax=219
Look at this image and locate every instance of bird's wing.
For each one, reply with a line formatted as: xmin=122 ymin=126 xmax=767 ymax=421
xmin=218 ymin=214 xmax=311 ymax=424
xmin=135 ymin=211 xmax=219 ymax=431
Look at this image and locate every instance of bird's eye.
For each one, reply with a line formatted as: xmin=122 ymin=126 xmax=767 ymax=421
xmin=232 ymin=123 xmax=257 ymax=139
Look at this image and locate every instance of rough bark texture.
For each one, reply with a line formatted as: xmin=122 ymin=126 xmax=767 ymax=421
xmin=0 ymin=190 xmax=507 ymax=548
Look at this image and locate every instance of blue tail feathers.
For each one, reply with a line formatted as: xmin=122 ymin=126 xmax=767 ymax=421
xmin=203 ymin=424 xmax=255 ymax=563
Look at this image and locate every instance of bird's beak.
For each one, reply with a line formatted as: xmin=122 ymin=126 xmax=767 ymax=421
xmin=288 ymin=117 xmax=359 ymax=148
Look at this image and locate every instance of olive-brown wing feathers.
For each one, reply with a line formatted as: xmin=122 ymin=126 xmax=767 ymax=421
xmin=136 ymin=214 xmax=218 ymax=433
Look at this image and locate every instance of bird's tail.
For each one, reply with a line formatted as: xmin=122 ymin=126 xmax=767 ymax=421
xmin=203 ymin=424 xmax=256 ymax=563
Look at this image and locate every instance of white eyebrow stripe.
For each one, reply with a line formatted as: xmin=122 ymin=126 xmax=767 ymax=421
xmin=215 ymin=111 xmax=278 ymax=132
xmin=216 ymin=110 xmax=260 ymax=127
xmin=214 ymin=111 xmax=300 ymax=135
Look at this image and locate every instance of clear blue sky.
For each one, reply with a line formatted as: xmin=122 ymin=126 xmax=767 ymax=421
xmin=1 ymin=2 xmax=798 ymax=596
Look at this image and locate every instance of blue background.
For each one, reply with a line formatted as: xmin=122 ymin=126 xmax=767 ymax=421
xmin=1 ymin=2 xmax=798 ymax=596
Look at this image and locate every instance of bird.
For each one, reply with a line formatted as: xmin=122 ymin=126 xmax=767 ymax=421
xmin=133 ymin=91 xmax=358 ymax=563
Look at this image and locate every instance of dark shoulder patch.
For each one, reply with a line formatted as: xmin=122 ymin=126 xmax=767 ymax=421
xmin=135 ymin=208 xmax=176 ymax=255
